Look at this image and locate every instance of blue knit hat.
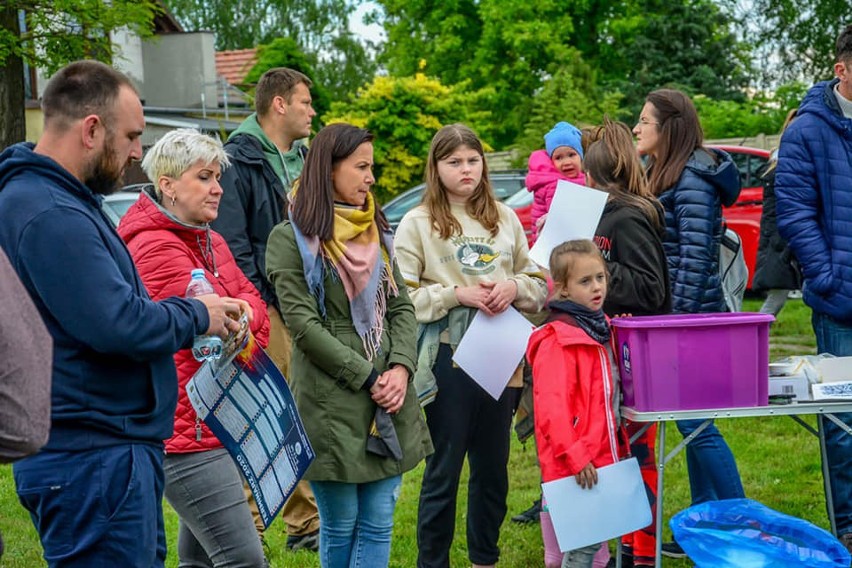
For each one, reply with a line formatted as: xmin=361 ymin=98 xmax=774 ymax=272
xmin=544 ymin=122 xmax=583 ymax=159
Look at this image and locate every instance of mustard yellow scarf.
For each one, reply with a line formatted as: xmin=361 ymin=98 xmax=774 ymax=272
xmin=291 ymin=192 xmax=397 ymax=359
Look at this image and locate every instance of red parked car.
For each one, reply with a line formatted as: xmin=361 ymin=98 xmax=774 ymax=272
xmin=506 ymin=145 xmax=771 ymax=288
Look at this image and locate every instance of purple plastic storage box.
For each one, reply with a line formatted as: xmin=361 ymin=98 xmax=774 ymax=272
xmin=612 ymin=313 xmax=774 ymax=412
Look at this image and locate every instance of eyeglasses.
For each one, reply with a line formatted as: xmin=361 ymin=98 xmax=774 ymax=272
xmin=636 ymin=117 xmax=659 ymax=127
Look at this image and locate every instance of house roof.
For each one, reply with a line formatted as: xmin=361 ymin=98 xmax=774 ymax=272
xmin=152 ymin=0 xmax=183 ymax=33
xmin=216 ymin=49 xmax=258 ymax=86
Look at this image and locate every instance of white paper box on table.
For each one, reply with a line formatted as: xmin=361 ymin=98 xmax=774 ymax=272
xmin=541 ymin=457 xmax=651 ymax=552
xmin=769 ymin=375 xmax=811 ymax=401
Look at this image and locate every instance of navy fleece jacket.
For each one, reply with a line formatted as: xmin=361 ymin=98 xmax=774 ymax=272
xmin=0 ymin=143 xmax=209 ymax=451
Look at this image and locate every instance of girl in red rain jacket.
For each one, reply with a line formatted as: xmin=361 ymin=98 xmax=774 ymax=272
xmin=527 ymin=239 xmax=626 ymax=568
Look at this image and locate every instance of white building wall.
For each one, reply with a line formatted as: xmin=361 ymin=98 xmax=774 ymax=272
xmin=141 ymin=32 xmax=218 ymax=108
xmin=111 ymin=27 xmax=146 ymax=93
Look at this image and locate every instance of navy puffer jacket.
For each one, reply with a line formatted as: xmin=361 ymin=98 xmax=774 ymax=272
xmin=776 ymin=79 xmax=852 ymax=322
xmin=657 ymin=148 xmax=741 ymax=314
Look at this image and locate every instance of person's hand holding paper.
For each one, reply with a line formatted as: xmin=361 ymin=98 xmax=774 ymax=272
xmin=529 ymin=180 xmax=608 ymax=267
xmin=452 ymin=307 xmax=534 ymax=400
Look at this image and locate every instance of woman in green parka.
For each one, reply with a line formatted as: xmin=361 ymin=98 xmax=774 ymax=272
xmin=266 ymin=122 xmax=432 ymax=568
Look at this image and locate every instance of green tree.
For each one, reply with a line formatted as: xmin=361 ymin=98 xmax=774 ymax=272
xmin=376 ymin=0 xmax=576 ymax=147
xmin=324 ymin=73 xmax=493 ymax=203
xmin=591 ymin=0 xmax=752 ymax=115
xmin=694 ymin=96 xmax=782 ymax=139
xmin=242 ymin=37 xmax=331 ymax=122
xmin=748 ymin=1 xmax=850 ymax=86
xmin=0 ymin=0 xmax=159 ymax=149
xmin=164 ymin=0 xmax=375 ymax=102
xmin=375 ymin=0 xmax=752 ymax=147
xmin=513 ymin=52 xmax=625 ymax=162
xmin=694 ymin=82 xmax=809 ymax=139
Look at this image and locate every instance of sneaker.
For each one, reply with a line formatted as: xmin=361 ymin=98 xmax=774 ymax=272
xmin=660 ymin=541 xmax=686 ymax=558
xmin=511 ymin=498 xmax=541 ymax=524
xmin=286 ymin=529 xmax=319 ymax=552
xmin=841 ymin=533 xmax=852 ymax=554
xmin=607 ymin=556 xmax=633 ymax=568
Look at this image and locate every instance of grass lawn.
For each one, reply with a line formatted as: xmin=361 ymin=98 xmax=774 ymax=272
xmin=0 ymin=298 xmax=828 ymax=567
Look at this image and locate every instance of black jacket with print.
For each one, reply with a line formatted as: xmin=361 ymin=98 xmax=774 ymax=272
xmin=594 ymin=199 xmax=671 ymax=317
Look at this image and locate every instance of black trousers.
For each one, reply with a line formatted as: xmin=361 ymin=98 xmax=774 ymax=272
xmin=417 ymin=344 xmax=516 ymax=567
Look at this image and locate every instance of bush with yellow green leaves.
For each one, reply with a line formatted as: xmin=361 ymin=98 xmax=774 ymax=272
xmin=324 ymin=73 xmax=494 ymax=204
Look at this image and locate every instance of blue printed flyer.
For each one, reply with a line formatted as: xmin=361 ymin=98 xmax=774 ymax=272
xmin=187 ymin=332 xmax=314 ymax=529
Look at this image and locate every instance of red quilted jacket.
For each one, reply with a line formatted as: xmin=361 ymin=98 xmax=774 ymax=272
xmin=527 ymin=317 xmax=623 ymax=483
xmin=118 ymin=189 xmax=270 ymax=453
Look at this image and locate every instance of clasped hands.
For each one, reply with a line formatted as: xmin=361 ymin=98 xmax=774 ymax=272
xmin=370 ymin=365 xmax=409 ymax=414
xmin=454 ymin=279 xmax=518 ymax=316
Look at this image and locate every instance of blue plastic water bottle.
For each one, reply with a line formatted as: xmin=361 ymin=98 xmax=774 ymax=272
xmin=186 ymin=269 xmax=223 ymax=361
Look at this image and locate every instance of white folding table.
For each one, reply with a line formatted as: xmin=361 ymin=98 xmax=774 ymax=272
xmin=621 ymin=401 xmax=852 ymax=567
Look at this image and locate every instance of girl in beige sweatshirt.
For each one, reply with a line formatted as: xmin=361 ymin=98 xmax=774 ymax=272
xmin=395 ymin=124 xmax=546 ymax=568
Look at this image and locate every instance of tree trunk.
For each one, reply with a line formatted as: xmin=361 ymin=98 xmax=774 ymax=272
xmin=0 ymin=6 xmax=26 ymax=150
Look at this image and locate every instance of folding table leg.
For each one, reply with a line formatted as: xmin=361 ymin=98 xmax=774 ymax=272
xmin=818 ymin=414 xmax=838 ymax=536
xmin=655 ymin=421 xmax=665 ymax=568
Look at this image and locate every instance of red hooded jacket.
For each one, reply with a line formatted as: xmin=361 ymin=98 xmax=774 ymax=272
xmin=526 ymin=317 xmax=623 ymax=483
xmin=118 ymin=189 xmax=270 ymax=453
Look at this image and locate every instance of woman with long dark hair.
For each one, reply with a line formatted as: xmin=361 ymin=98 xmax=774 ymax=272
xmin=633 ymin=89 xmax=745 ymax=558
xmin=753 ymin=109 xmax=802 ymax=316
xmin=585 ymin=117 xmax=670 ymax=567
xmin=266 ymin=123 xmax=433 ymax=568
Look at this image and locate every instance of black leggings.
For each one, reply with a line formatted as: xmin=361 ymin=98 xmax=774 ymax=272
xmin=416 ymin=344 xmax=516 ymax=567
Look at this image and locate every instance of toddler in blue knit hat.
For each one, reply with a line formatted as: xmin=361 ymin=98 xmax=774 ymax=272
xmin=525 ymin=121 xmax=586 ymax=241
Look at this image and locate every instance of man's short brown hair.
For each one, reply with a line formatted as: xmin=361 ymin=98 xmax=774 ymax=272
xmin=837 ymin=24 xmax=852 ymax=63
xmin=255 ymin=68 xmax=312 ymax=117
xmin=41 ymin=60 xmax=136 ymax=132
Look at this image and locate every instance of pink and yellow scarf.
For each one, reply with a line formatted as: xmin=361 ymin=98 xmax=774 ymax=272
xmin=291 ymin=192 xmax=397 ymax=360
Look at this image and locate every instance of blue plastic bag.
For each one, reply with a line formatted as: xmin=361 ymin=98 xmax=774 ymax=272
xmin=670 ymin=498 xmax=851 ymax=568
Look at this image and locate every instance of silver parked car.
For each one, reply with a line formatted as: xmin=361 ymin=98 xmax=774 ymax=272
xmin=102 ymin=184 xmax=145 ymax=227
xmin=382 ymin=171 xmax=527 ymax=231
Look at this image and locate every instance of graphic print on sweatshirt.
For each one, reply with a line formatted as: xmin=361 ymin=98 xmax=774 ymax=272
xmin=447 ymin=235 xmax=501 ymax=275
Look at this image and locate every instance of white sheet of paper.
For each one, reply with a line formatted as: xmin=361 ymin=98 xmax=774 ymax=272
xmin=542 ymin=457 xmax=652 ymax=552
xmin=529 ymin=180 xmax=609 ymax=267
xmin=451 ymin=307 xmax=534 ymax=400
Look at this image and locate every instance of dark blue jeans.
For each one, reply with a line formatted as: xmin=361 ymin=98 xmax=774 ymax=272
xmin=812 ymin=311 xmax=852 ymax=536
xmin=13 ymin=444 xmax=166 ymax=568
xmin=675 ymin=419 xmax=744 ymax=505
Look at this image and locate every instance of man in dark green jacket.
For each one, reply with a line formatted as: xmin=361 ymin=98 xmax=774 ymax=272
xmin=212 ymin=67 xmax=320 ymax=551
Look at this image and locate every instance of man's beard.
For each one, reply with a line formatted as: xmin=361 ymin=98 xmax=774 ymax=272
xmin=84 ymin=140 xmax=126 ymax=196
